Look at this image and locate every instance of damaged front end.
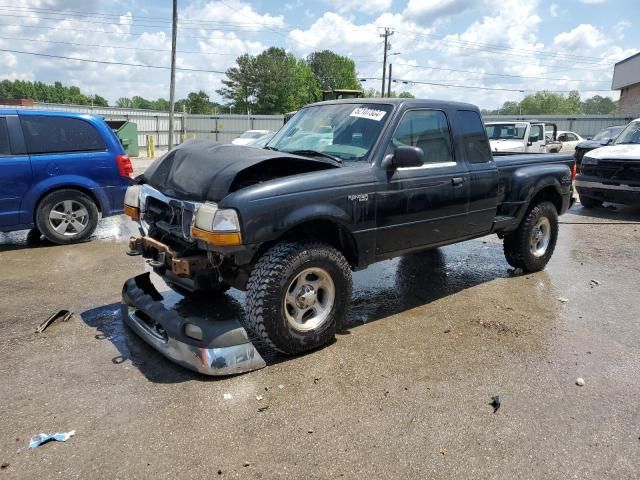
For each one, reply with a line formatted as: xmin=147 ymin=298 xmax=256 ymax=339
xmin=121 ymin=273 xmax=266 ymax=375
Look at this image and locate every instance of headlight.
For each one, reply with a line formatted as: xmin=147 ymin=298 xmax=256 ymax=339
xmin=581 ymin=156 xmax=597 ymax=166
xmin=192 ymin=204 xmax=242 ymax=246
xmin=123 ymin=185 xmax=142 ymax=219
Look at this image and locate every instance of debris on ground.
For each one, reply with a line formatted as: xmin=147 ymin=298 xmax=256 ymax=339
xmin=590 ymin=280 xmax=600 ymax=287
xmin=314 ymin=377 xmax=321 ymax=384
xmin=576 ymin=378 xmax=585 ymax=386
xmin=1 ymin=462 xmax=9 ymax=469
xmin=255 ymin=395 xmax=263 ymax=401
xmin=439 ymin=447 xmax=448 ymax=456
xmin=277 ymin=384 xmax=284 ymax=390
xmin=489 ymin=395 xmax=501 ymax=413
xmin=557 ymin=297 xmax=569 ymax=303
xmin=308 ymin=429 xmax=314 ymax=434
xmin=444 ymin=329 xmax=451 ymax=334
xmin=223 ymin=393 xmax=233 ymax=400
xmin=257 ymin=406 xmax=269 ymax=412
xmin=243 ymin=461 xmax=250 ymax=467
xmin=28 ymin=430 xmax=75 ymax=448
xmin=36 ymin=309 xmax=73 ymax=333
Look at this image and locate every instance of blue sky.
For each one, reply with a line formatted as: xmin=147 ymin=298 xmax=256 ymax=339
xmin=1 ymin=0 xmax=637 ymax=109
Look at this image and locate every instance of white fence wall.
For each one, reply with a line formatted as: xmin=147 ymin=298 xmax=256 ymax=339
xmin=483 ymin=114 xmax=637 ymax=137
xmin=6 ymin=102 xmax=285 ymax=149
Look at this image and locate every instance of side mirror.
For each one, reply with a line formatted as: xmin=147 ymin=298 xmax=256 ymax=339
xmin=600 ymin=138 xmax=610 ymax=146
xmin=529 ymin=135 xmax=539 ymax=144
xmin=383 ymin=146 xmax=424 ymax=169
xmin=586 ymin=136 xmax=592 ymax=140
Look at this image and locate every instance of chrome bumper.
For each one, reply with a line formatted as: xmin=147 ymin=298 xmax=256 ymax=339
xmin=121 ymin=273 xmax=266 ymax=376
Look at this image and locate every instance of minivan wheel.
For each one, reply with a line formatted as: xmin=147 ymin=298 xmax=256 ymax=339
xmin=36 ymin=189 xmax=99 ymax=244
xmin=245 ymin=241 xmax=352 ymax=355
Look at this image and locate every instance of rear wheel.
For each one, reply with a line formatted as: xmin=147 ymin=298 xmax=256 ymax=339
xmin=245 ymin=241 xmax=352 ymax=355
xmin=503 ymin=201 xmax=558 ymax=272
xmin=579 ymin=195 xmax=602 ymax=209
xmin=36 ymin=189 xmax=99 ymax=244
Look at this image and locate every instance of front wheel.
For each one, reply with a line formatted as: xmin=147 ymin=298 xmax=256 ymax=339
xmin=245 ymin=241 xmax=352 ymax=355
xmin=35 ymin=189 xmax=99 ymax=244
xmin=503 ymin=201 xmax=559 ymax=272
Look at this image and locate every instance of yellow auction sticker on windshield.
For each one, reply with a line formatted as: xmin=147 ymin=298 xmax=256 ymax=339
xmin=350 ymin=107 xmax=387 ymax=121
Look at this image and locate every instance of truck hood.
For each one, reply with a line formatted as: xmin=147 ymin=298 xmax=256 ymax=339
xmin=489 ymin=139 xmax=524 ymax=153
xmin=142 ymin=139 xmax=340 ymax=202
xmin=586 ymin=144 xmax=640 ymax=161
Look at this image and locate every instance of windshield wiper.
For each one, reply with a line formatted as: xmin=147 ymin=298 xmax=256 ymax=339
xmin=287 ymin=149 xmax=342 ymax=163
xmin=263 ymin=145 xmax=279 ymax=151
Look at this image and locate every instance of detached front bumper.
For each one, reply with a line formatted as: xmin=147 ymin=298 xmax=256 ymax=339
xmin=121 ymin=273 xmax=266 ymax=376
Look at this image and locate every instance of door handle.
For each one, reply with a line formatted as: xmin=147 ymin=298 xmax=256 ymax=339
xmin=451 ymin=177 xmax=464 ymax=186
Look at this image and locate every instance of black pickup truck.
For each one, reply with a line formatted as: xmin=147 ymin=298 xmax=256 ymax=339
xmin=122 ymin=99 xmax=575 ymax=375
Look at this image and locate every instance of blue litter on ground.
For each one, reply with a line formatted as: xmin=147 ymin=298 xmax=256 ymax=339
xmin=29 ymin=430 xmax=76 ymax=448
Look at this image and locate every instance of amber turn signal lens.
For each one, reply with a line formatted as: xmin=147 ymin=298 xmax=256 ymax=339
xmin=124 ymin=204 xmax=140 ymax=220
xmin=191 ymin=227 xmax=242 ymax=246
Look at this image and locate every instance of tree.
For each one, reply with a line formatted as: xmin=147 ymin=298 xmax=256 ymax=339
xmin=218 ymin=47 xmax=319 ymax=114
xmin=185 ymin=90 xmax=212 ymax=114
xmin=306 ymin=50 xmax=361 ymax=91
xmin=581 ymin=95 xmax=617 ymax=114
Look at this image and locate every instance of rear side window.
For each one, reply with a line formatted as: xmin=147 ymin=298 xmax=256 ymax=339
xmin=0 ymin=118 xmax=10 ymax=155
xmin=456 ymin=110 xmax=491 ymax=164
xmin=21 ymin=116 xmax=106 ymax=154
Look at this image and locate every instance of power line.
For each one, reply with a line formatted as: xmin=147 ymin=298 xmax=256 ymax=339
xmin=363 ymin=61 xmax=611 ymax=84
xmin=361 ymin=76 xmax=612 ymax=93
xmin=0 ymin=48 xmax=226 ymax=73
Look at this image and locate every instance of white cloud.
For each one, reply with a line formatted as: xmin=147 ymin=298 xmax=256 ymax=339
xmin=328 ymin=0 xmax=392 ymax=15
xmin=613 ymin=21 xmax=631 ymax=41
xmin=403 ymin=0 xmax=479 ymax=23
xmin=182 ymin=0 xmax=285 ymax=30
xmin=554 ymin=24 xmax=607 ymax=51
xmin=549 ymin=3 xmax=558 ymax=17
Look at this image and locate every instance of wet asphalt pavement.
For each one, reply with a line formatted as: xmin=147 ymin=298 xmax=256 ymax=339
xmin=1 ymin=203 xmax=639 ymax=479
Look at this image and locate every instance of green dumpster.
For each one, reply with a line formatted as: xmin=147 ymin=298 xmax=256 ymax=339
xmin=106 ymin=120 xmax=139 ymax=157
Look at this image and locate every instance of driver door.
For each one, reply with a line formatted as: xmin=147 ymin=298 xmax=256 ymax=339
xmin=375 ymin=109 xmax=469 ymax=256
xmin=528 ymin=124 xmax=546 ymax=153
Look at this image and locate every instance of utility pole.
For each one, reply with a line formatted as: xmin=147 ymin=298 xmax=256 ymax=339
xmin=387 ymin=64 xmax=392 ymax=98
xmin=168 ymin=0 xmax=178 ymax=150
xmin=380 ymin=27 xmax=393 ymax=98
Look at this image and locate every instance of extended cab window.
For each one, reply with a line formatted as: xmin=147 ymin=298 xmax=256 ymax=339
xmin=456 ymin=110 xmax=491 ymax=164
xmin=0 ymin=118 xmax=10 ymax=155
xmin=392 ymin=110 xmax=454 ymax=164
xmin=21 ymin=116 xmax=106 ymax=154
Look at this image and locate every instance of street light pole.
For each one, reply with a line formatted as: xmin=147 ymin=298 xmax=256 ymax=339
xmin=387 ymin=64 xmax=392 ymax=97
xmin=168 ymin=0 xmax=178 ymax=150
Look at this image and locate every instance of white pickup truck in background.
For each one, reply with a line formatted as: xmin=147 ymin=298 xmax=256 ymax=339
xmin=485 ymin=121 xmax=560 ymax=154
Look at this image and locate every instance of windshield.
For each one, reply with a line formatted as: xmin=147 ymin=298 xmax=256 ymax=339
xmin=485 ymin=123 xmax=527 ymax=140
xmin=267 ymin=103 xmax=393 ymax=161
xmin=614 ymin=121 xmax=640 ymax=145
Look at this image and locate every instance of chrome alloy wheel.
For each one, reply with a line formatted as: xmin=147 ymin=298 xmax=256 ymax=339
xmin=283 ymin=267 xmax=335 ymax=332
xmin=530 ymin=217 xmax=551 ymax=257
xmin=48 ymin=200 xmax=89 ymax=236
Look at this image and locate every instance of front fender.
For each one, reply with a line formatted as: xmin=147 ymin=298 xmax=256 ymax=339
xmin=21 ymin=175 xmax=111 ymax=224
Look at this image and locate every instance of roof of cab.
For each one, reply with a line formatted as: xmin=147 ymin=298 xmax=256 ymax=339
xmin=304 ymin=97 xmax=479 ymax=111
xmin=0 ymin=109 xmax=102 ymax=119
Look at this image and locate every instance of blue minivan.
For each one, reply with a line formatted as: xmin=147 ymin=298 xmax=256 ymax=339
xmin=0 ymin=110 xmax=132 ymax=244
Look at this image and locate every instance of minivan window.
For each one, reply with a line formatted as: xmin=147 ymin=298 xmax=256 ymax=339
xmin=456 ymin=110 xmax=492 ymax=163
xmin=0 ymin=118 xmax=11 ymax=155
xmin=21 ymin=116 xmax=106 ymax=154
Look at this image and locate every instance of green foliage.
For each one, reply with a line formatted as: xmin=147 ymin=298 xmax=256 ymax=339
xmin=0 ymin=79 xmax=109 ymax=106
xmin=218 ymin=48 xmax=362 ymax=114
xmin=307 ymin=50 xmax=361 ymax=91
xmin=363 ymin=89 xmax=414 ymax=98
xmin=485 ymin=91 xmax=619 ymax=115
